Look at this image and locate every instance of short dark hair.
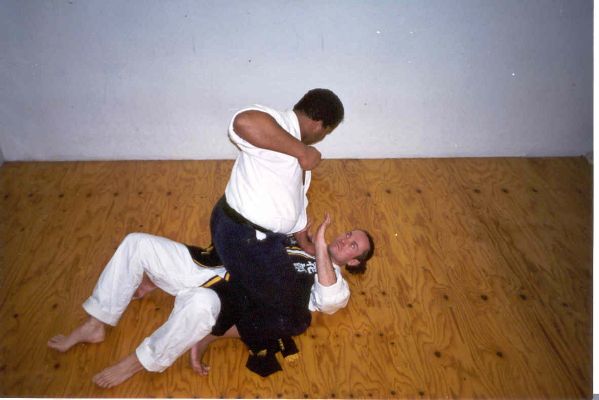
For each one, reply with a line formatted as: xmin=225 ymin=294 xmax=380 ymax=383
xmin=293 ymin=88 xmax=344 ymax=129
xmin=345 ymin=230 xmax=375 ymax=275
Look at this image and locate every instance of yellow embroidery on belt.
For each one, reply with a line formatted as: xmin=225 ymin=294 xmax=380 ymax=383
xmin=201 ymin=272 xmax=230 ymax=288
xmin=201 ymin=276 xmax=221 ymax=288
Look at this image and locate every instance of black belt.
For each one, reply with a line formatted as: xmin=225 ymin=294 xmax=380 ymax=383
xmin=220 ymin=196 xmax=271 ymax=234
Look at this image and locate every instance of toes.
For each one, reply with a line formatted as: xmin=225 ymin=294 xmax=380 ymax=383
xmin=199 ymin=364 xmax=210 ymax=375
xmin=47 ymin=336 xmax=69 ymax=351
xmin=92 ymin=375 xmax=102 ymax=387
xmin=93 ymin=373 xmax=111 ymax=389
xmin=192 ymin=363 xmax=209 ymax=376
xmin=48 ymin=335 xmax=65 ymax=344
xmin=192 ymin=365 xmax=202 ymax=374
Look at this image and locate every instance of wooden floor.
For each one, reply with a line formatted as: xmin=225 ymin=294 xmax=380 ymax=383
xmin=0 ymin=158 xmax=592 ymax=398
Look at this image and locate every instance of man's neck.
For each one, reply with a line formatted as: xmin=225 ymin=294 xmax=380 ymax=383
xmin=294 ymin=110 xmax=311 ymax=143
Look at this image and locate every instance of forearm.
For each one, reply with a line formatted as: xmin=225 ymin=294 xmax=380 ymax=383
xmin=315 ymin=240 xmax=337 ymax=286
xmin=234 ymin=111 xmax=308 ymax=159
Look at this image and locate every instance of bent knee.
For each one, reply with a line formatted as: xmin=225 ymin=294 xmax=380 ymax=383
xmin=122 ymin=232 xmax=166 ymax=252
xmin=180 ymin=287 xmax=221 ymax=316
xmin=123 ymin=232 xmax=151 ymax=244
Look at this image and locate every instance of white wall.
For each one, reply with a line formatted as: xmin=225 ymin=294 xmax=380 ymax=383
xmin=0 ymin=0 xmax=592 ymax=161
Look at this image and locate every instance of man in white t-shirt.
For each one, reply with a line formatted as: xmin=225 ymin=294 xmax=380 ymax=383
xmin=210 ymin=89 xmax=345 ymax=313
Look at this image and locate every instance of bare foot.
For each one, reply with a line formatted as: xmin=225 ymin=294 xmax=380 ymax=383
xmin=190 ymin=335 xmax=215 ymax=376
xmin=48 ymin=317 xmax=106 ymax=352
xmin=93 ymin=353 xmax=144 ymax=388
xmin=190 ymin=327 xmax=239 ymax=375
xmin=192 ymin=359 xmax=210 ymax=376
xmin=133 ymin=273 xmax=157 ymax=300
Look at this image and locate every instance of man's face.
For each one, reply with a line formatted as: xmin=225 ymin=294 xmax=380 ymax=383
xmin=301 ymin=121 xmax=335 ymax=145
xmin=327 ymin=230 xmax=370 ymax=266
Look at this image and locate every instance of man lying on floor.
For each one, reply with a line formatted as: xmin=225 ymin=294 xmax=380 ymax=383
xmin=47 ymin=214 xmax=374 ymax=388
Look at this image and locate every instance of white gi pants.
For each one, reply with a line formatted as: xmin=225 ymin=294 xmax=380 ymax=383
xmin=82 ymin=232 xmax=226 ymax=372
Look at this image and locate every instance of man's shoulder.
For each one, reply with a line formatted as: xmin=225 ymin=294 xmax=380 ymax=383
xmin=236 ymin=104 xmax=280 ymax=118
xmin=235 ymin=105 xmax=296 ymax=133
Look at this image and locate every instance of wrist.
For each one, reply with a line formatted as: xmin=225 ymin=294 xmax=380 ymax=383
xmin=294 ymin=142 xmax=310 ymax=160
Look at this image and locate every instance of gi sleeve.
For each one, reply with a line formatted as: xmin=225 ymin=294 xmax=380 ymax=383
xmin=228 ymin=108 xmax=256 ymax=151
xmin=308 ymin=265 xmax=350 ymax=314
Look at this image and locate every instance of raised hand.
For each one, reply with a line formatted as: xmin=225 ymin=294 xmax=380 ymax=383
xmin=313 ymin=213 xmax=337 ymax=287
xmin=315 ymin=213 xmax=331 ymax=248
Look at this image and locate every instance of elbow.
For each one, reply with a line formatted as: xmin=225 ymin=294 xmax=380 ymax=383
xmin=232 ymin=112 xmax=248 ymax=131
xmin=318 ymin=300 xmax=345 ymax=315
xmin=232 ymin=111 xmax=256 ymax=140
xmin=320 ymin=302 xmax=340 ymax=315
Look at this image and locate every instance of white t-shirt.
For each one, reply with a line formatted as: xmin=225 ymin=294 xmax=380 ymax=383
xmin=225 ymin=104 xmax=310 ymax=234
